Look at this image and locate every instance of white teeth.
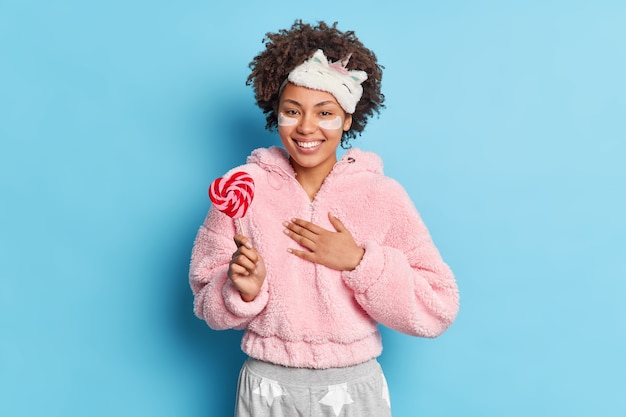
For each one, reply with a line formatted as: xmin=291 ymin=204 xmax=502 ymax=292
xmin=296 ymin=140 xmax=322 ymax=149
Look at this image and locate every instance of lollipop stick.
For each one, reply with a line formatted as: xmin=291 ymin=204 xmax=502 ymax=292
xmin=238 ymin=218 xmax=245 ymax=236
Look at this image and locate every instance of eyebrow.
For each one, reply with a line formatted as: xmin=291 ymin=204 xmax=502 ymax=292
xmin=280 ymin=99 xmax=338 ymax=108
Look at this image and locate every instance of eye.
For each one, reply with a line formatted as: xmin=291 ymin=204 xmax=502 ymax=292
xmin=284 ymin=109 xmax=299 ymax=116
xmin=320 ymin=111 xmax=332 ymax=117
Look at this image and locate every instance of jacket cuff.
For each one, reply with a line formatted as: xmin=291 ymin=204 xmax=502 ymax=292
xmin=222 ymin=279 xmax=269 ymax=318
xmin=342 ymin=241 xmax=385 ymax=294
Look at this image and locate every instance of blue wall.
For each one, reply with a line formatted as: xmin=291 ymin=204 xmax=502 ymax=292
xmin=1 ymin=1 xmax=625 ymax=416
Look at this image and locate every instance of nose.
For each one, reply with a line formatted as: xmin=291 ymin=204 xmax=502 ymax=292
xmin=296 ymin=114 xmax=317 ymax=134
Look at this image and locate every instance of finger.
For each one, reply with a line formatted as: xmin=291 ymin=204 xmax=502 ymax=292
xmin=236 ymin=245 xmax=259 ymax=263
xmin=233 ymin=234 xmax=253 ymax=249
xmin=283 ymin=225 xmax=316 ymax=248
xmin=287 ymin=247 xmax=316 ymax=263
xmin=232 ymin=252 xmax=257 ymax=272
xmin=229 ymin=262 xmax=250 ymax=277
xmin=231 ymin=246 xmax=258 ymax=264
xmin=328 ymin=212 xmax=346 ymax=232
xmin=283 ymin=220 xmax=313 ymax=238
xmin=288 ymin=218 xmax=324 ymax=235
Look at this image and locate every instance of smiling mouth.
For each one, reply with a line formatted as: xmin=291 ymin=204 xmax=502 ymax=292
xmin=294 ymin=140 xmax=323 ymax=149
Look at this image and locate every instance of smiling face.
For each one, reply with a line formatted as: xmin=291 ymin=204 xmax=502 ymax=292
xmin=277 ymin=83 xmax=352 ymax=180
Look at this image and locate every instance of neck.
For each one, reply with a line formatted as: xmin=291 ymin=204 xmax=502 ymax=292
xmin=290 ymin=158 xmax=336 ymax=201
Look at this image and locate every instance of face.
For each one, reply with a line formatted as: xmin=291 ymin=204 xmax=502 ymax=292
xmin=277 ymin=83 xmax=352 ymax=178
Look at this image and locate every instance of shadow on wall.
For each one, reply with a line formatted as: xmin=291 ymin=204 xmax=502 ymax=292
xmin=226 ymin=101 xmax=277 ymax=163
xmin=174 ymin=261 xmax=246 ymax=414
xmin=196 ymin=91 xmax=277 ymax=174
xmin=172 ymin=96 xmax=275 ymax=415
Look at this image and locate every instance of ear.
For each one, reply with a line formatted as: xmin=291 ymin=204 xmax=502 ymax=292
xmin=343 ymin=114 xmax=353 ymax=131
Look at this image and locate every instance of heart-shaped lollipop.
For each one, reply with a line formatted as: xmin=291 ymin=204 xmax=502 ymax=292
xmin=209 ymin=171 xmax=255 ymax=220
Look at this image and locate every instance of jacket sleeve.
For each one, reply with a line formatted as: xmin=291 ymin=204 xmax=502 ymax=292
xmin=341 ymin=181 xmax=459 ymax=338
xmin=189 ymin=207 xmax=269 ymax=330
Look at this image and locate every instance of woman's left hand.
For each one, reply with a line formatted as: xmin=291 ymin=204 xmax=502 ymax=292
xmin=283 ymin=212 xmax=365 ymax=271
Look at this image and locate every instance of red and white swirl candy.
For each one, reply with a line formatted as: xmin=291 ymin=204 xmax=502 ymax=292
xmin=209 ymin=171 xmax=255 ymax=219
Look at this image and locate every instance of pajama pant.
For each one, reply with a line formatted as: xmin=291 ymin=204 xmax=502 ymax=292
xmin=234 ymin=357 xmax=392 ymax=417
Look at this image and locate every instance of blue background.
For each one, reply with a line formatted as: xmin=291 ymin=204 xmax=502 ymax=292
xmin=1 ymin=1 xmax=625 ymax=416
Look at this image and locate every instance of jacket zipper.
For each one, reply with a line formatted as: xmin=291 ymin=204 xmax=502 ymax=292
xmin=264 ymin=156 xmax=351 ymax=222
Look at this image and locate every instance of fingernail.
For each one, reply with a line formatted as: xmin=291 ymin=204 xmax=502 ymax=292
xmin=282 ymin=221 xmax=289 ymax=227
xmin=283 ymin=229 xmax=289 ymax=235
xmin=245 ymin=242 xmax=253 ymax=249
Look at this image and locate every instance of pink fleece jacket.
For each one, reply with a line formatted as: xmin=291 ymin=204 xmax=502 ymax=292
xmin=189 ymin=146 xmax=459 ymax=369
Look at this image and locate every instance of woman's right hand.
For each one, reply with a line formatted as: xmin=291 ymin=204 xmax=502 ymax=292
xmin=228 ymin=234 xmax=266 ymax=302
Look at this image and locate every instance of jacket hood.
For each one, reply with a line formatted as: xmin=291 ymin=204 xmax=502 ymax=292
xmin=246 ymin=146 xmax=384 ymax=179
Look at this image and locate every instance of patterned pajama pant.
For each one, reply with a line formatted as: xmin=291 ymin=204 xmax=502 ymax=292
xmin=234 ymin=358 xmax=392 ymax=417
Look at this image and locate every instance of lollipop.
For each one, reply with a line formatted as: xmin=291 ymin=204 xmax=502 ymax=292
xmin=209 ymin=171 xmax=255 ymax=233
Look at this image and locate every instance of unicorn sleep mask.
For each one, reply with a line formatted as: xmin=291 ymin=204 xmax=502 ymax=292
xmin=285 ymin=49 xmax=368 ymax=114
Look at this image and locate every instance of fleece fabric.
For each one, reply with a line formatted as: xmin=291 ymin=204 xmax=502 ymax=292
xmin=189 ymin=146 xmax=459 ymax=369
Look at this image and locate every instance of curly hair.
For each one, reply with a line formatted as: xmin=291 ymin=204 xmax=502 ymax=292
xmin=246 ymin=20 xmax=385 ymax=148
